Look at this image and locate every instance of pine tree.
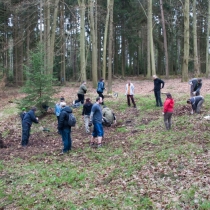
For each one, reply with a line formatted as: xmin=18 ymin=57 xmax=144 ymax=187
xmin=19 ymin=44 xmax=57 ymax=112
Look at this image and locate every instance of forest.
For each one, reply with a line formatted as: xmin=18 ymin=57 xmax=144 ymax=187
xmin=1 ymin=0 xmax=210 ymax=91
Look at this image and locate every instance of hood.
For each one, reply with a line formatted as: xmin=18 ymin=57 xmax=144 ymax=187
xmin=61 ymin=106 xmax=72 ymax=113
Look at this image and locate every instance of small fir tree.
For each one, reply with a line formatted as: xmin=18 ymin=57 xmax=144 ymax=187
xmin=19 ymin=44 xmax=57 ymax=112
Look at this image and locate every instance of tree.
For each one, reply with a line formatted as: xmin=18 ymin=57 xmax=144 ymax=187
xmin=159 ymin=0 xmax=169 ymax=78
xmin=20 ymin=44 xmax=57 ymax=111
xmin=182 ymin=0 xmax=189 ymax=82
xmin=193 ymin=0 xmax=199 ymax=77
xmin=206 ymin=0 xmax=210 ymax=78
xmin=107 ymin=0 xmax=114 ymax=93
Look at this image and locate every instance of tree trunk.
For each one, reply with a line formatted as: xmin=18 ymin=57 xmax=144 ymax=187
xmin=182 ymin=0 xmax=189 ymax=82
xmin=107 ymin=0 xmax=114 ymax=93
xmin=147 ymin=0 xmax=152 ymax=78
xmin=160 ymin=0 xmax=169 ymax=78
xmin=78 ymin=0 xmax=87 ymax=81
xmin=206 ymin=0 xmax=210 ymax=77
xmin=193 ymin=0 xmax=199 ymax=77
xmin=102 ymin=0 xmax=110 ymax=80
xmin=89 ymin=0 xmax=98 ymax=87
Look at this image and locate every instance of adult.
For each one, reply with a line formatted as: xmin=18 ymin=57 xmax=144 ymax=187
xmin=82 ymin=98 xmax=93 ymax=133
xmin=102 ymin=106 xmax=116 ymax=127
xmin=97 ymin=78 xmax=105 ymax=104
xmin=89 ymin=97 xmax=104 ymax=148
xmin=153 ymin=75 xmax=165 ymax=107
xmin=58 ymin=102 xmax=73 ymax=154
xmin=74 ymin=81 xmax=87 ymax=105
xmin=21 ymin=107 xmax=39 ymax=147
xmin=187 ymin=96 xmax=204 ymax=114
xmin=189 ymin=78 xmax=202 ymax=97
xmin=125 ymin=81 xmax=136 ymax=108
xmin=163 ymin=93 xmax=174 ymax=130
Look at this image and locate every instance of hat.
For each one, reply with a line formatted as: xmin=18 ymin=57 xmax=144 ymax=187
xmin=60 ymin=102 xmax=66 ymax=107
xmin=22 ymin=108 xmax=26 ymax=111
xmin=31 ymin=107 xmax=37 ymax=111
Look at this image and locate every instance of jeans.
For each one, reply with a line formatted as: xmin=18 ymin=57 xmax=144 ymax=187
xmin=84 ymin=115 xmax=90 ymax=133
xmin=75 ymin=94 xmax=85 ymax=104
xmin=164 ymin=112 xmax=173 ymax=130
xmin=127 ymin=95 xmax=136 ymax=107
xmin=196 ymin=99 xmax=204 ymax=113
xmin=154 ymin=90 xmax=163 ymax=106
xmin=61 ymin=128 xmax=71 ymax=153
xmin=21 ymin=123 xmax=31 ymax=146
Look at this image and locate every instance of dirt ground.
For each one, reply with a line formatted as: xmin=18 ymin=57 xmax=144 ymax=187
xmin=0 ymin=77 xmax=209 ymax=160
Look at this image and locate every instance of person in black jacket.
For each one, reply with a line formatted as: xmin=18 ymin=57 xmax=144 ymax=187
xmin=189 ymin=78 xmax=202 ymax=97
xmin=153 ymin=75 xmax=165 ymax=107
xmin=21 ymin=107 xmax=39 ymax=147
xmin=82 ymin=98 xmax=93 ymax=133
xmin=187 ymin=96 xmax=204 ymax=114
xmin=58 ymin=102 xmax=73 ymax=154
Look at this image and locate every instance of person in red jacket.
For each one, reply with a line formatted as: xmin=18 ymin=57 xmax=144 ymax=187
xmin=163 ymin=93 xmax=174 ymax=130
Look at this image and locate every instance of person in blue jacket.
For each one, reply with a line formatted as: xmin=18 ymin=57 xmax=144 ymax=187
xmin=187 ymin=96 xmax=204 ymax=114
xmin=189 ymin=78 xmax=202 ymax=97
xmin=97 ymin=78 xmax=105 ymax=104
xmin=58 ymin=102 xmax=73 ymax=154
xmin=21 ymin=107 xmax=39 ymax=147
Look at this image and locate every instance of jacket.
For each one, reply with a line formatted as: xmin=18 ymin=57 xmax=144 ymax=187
xmin=58 ymin=106 xmax=72 ymax=130
xmin=189 ymin=78 xmax=202 ymax=93
xmin=82 ymin=102 xmax=93 ymax=116
xmin=22 ymin=110 xmax=38 ymax=126
xmin=125 ymin=83 xmax=135 ymax=95
xmin=190 ymin=96 xmax=204 ymax=111
xmin=102 ymin=107 xmax=114 ymax=124
xmin=154 ymin=78 xmax=164 ymax=91
xmin=77 ymin=84 xmax=87 ymax=95
xmin=163 ymin=98 xmax=174 ymax=113
xmin=97 ymin=81 xmax=105 ymax=93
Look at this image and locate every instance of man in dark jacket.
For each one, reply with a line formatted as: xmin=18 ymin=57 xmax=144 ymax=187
xmin=58 ymin=102 xmax=73 ymax=154
xmin=97 ymin=78 xmax=105 ymax=104
xmin=187 ymin=96 xmax=204 ymax=114
xmin=153 ymin=75 xmax=165 ymax=107
xmin=189 ymin=78 xmax=202 ymax=97
xmin=21 ymin=107 xmax=39 ymax=146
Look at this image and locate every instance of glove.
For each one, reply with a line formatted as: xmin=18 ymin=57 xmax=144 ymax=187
xmin=162 ymin=112 xmax=165 ymax=115
xmin=190 ymin=110 xmax=194 ymax=115
xmin=193 ymin=91 xmax=196 ymax=96
xmin=88 ymin=122 xmax=92 ymax=127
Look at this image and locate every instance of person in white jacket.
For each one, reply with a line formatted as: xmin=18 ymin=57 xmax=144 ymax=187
xmin=125 ymin=81 xmax=136 ymax=108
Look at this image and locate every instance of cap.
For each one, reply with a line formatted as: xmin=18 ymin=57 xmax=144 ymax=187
xmin=60 ymin=102 xmax=66 ymax=107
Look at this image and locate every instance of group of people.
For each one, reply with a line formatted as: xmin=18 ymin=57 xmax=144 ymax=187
xmin=20 ymin=77 xmax=204 ymax=152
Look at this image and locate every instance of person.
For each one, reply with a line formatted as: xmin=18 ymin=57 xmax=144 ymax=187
xmin=153 ymin=75 xmax=165 ymax=107
xmin=102 ymin=106 xmax=116 ymax=127
xmin=82 ymin=98 xmax=93 ymax=133
xmin=74 ymin=81 xmax=87 ymax=105
xmin=125 ymin=81 xmax=136 ymax=108
xmin=189 ymin=78 xmax=202 ymax=97
xmin=21 ymin=107 xmax=39 ymax=147
xmin=187 ymin=96 xmax=204 ymax=114
xmin=58 ymin=102 xmax=73 ymax=154
xmin=20 ymin=108 xmax=26 ymax=121
xmin=97 ymin=78 xmax=105 ymax=104
xmin=163 ymin=93 xmax=174 ymax=130
xmin=89 ymin=97 xmax=104 ymax=148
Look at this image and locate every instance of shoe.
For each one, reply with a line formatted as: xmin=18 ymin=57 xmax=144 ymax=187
xmin=90 ymin=142 xmax=95 ymax=147
xmin=97 ymin=143 xmax=102 ymax=148
xmin=134 ymin=106 xmax=136 ymax=108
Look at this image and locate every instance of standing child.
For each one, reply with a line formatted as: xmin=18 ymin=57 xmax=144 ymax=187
xmin=125 ymin=81 xmax=136 ymax=108
xmin=82 ymin=98 xmax=93 ymax=133
xmin=163 ymin=93 xmax=174 ymax=130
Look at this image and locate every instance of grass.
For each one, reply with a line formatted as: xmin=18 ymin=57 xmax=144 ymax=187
xmin=1 ymin=94 xmax=210 ymax=209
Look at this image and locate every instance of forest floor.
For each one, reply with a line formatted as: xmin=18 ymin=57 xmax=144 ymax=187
xmin=0 ymin=77 xmax=210 ymax=209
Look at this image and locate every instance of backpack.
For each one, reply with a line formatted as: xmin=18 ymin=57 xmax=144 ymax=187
xmin=68 ymin=113 xmax=76 ymax=127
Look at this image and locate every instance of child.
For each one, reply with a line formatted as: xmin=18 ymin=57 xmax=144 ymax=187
xmin=163 ymin=93 xmax=174 ymax=130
